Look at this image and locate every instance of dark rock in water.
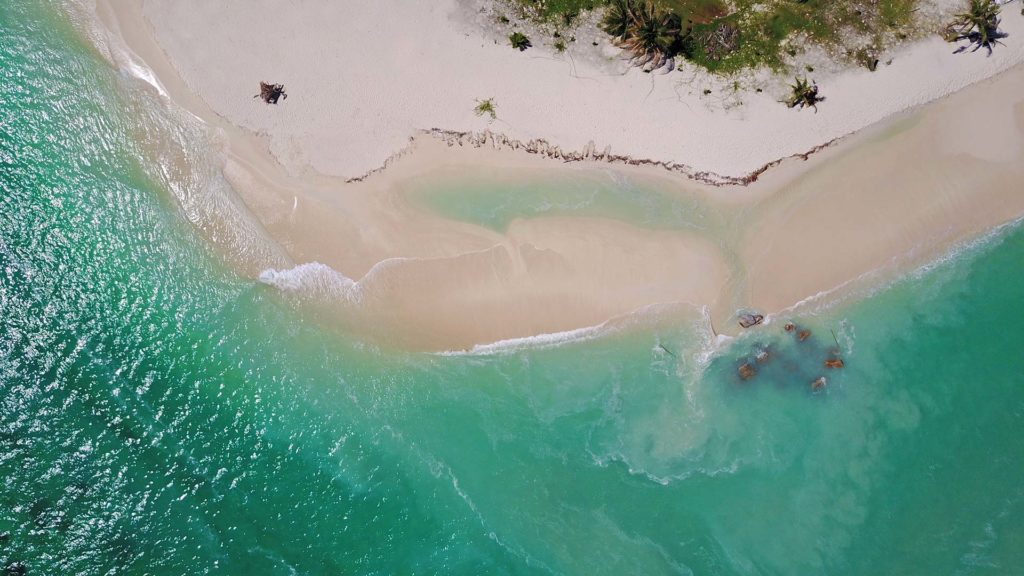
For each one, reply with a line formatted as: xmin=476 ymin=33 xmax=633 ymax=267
xmin=738 ymin=313 xmax=764 ymax=328
xmin=738 ymin=363 xmax=756 ymax=380
xmin=811 ymin=376 xmax=827 ymax=391
xmin=0 ymin=531 xmax=9 ymax=544
xmin=824 ymin=358 xmax=844 ymax=369
xmin=798 ymin=330 xmax=811 ymax=342
xmin=4 ymin=562 xmax=26 ymax=575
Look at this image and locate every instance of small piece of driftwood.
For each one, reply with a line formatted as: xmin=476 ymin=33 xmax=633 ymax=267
xmin=254 ymin=81 xmax=287 ymax=104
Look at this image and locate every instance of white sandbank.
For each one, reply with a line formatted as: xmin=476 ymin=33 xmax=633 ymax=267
xmin=125 ymin=0 xmax=1023 ymax=182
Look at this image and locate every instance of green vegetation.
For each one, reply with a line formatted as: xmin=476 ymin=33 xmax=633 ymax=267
xmin=601 ymin=0 xmax=684 ymax=69
xmin=784 ymin=76 xmax=823 ymax=111
xmin=474 ymin=98 xmax=498 ymax=120
xmin=944 ymin=0 xmax=1003 ymax=54
xmin=510 ymin=0 xmax=921 ymax=73
xmin=511 ymin=0 xmax=604 ymax=21
xmin=509 ymin=31 xmax=533 ymax=50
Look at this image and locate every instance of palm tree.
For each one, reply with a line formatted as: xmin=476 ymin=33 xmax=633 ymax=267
xmin=785 ymin=77 xmax=823 ymax=111
xmin=600 ymin=0 xmax=685 ymax=71
xmin=945 ymin=0 xmax=1003 ymax=54
xmin=601 ymin=0 xmax=634 ymax=39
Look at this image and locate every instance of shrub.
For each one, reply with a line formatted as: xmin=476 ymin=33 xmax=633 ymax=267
xmin=474 ymin=98 xmax=497 ymax=120
xmin=784 ymin=77 xmax=823 ymax=111
xmin=944 ymin=0 xmax=1003 ymax=54
xmin=510 ymin=31 xmax=533 ymax=51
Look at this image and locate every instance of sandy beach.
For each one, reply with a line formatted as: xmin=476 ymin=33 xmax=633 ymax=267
xmin=90 ymin=0 xmax=1024 ymax=181
xmin=83 ymin=0 xmax=1024 ymax=350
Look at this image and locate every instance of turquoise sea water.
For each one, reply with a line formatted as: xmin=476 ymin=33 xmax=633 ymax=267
xmin=2 ymin=2 xmax=1024 ymax=574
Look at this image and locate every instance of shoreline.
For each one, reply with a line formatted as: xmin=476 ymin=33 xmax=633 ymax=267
xmin=99 ymin=0 xmax=1024 ymax=182
xmin=82 ymin=0 xmax=1024 ymax=351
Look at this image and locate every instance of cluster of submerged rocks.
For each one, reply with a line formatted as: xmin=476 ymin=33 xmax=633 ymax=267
xmin=736 ymin=316 xmax=844 ymax=393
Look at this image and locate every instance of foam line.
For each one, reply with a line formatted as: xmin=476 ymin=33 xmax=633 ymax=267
xmin=258 ymin=262 xmax=362 ymax=302
xmin=439 ymin=323 xmax=613 ymax=356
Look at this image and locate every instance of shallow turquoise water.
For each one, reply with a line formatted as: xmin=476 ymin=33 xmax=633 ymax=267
xmin=409 ymin=171 xmax=719 ymax=233
xmin=2 ymin=2 xmax=1023 ymax=574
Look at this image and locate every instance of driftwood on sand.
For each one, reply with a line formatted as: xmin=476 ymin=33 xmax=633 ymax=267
xmin=254 ymin=82 xmax=287 ymax=104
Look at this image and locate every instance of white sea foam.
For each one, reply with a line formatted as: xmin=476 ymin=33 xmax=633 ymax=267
xmin=783 ymin=216 xmax=1024 ymax=321
xmin=258 ymin=262 xmax=362 ymax=302
xmin=906 ymin=215 xmax=1024 ymax=280
xmin=693 ymin=305 xmax=733 ymax=370
xmin=773 ymin=215 xmax=1024 ymax=324
xmin=123 ymin=56 xmax=168 ymax=98
xmin=439 ymin=301 xmax=705 ymax=356
xmin=588 ymin=447 xmax=744 ymax=487
xmin=439 ymin=322 xmax=613 ymax=356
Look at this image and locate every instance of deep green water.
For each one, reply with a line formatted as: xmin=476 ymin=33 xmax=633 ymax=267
xmin=2 ymin=2 xmax=1024 ymax=574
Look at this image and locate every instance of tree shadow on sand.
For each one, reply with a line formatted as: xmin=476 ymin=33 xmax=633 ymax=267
xmin=945 ymin=0 xmax=1008 ymax=56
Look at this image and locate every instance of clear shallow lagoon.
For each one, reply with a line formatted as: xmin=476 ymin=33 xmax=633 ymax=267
xmin=408 ymin=170 xmax=720 ymax=234
xmin=2 ymin=2 xmax=1023 ymax=574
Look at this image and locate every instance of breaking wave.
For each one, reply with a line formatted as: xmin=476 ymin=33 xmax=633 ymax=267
xmin=258 ymin=262 xmax=362 ymax=302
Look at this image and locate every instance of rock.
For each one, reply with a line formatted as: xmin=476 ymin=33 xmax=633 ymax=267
xmin=824 ymin=358 xmax=844 ymax=369
xmin=798 ymin=330 xmax=811 ymax=342
xmin=811 ymin=376 xmax=827 ymax=391
xmin=738 ymin=313 xmax=764 ymax=328
xmin=738 ymin=363 xmax=756 ymax=380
